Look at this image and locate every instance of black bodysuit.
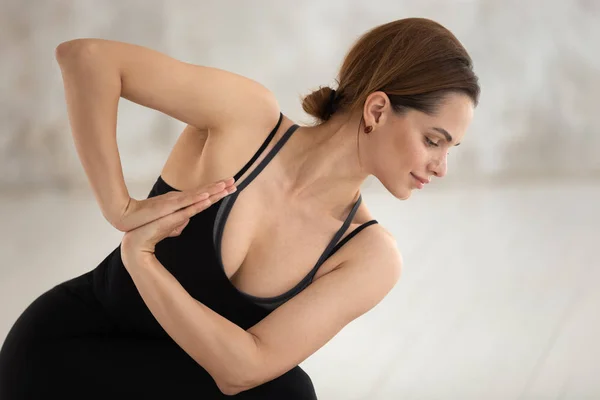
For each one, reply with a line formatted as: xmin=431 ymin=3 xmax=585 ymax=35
xmin=0 ymin=113 xmax=378 ymax=399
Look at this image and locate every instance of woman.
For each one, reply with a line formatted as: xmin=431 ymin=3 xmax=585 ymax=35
xmin=0 ymin=17 xmax=479 ymax=399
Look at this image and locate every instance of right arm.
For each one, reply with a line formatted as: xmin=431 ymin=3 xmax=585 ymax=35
xmin=55 ymin=38 xmax=278 ymax=229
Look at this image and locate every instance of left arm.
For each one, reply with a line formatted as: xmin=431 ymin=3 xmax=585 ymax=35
xmin=125 ymin=254 xmax=259 ymax=394
xmin=123 ymin=220 xmax=401 ymax=395
xmin=243 ymin=229 xmax=401 ymax=391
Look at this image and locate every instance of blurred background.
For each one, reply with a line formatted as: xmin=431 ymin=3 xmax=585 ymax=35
xmin=1 ymin=0 xmax=599 ymax=398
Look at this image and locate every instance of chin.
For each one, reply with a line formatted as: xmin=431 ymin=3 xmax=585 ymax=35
xmin=387 ymin=183 xmax=412 ymax=200
xmin=397 ymin=190 xmax=412 ymax=200
xmin=377 ymin=175 xmax=412 ymax=200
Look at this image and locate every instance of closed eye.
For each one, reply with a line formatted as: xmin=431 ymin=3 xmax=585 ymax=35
xmin=425 ymin=137 xmax=439 ymax=147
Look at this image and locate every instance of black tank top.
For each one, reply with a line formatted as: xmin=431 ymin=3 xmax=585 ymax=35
xmin=91 ymin=112 xmax=378 ymax=338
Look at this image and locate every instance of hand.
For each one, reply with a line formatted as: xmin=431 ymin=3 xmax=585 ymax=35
xmin=120 ymin=178 xmax=236 ymax=267
xmin=111 ymin=178 xmax=236 ymax=232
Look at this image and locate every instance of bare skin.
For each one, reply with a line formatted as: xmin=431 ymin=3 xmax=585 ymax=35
xmin=160 ymin=116 xmax=379 ymax=298
xmin=160 ymin=93 xmax=473 ymax=299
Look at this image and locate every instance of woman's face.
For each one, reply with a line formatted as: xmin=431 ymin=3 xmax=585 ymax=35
xmin=362 ymin=92 xmax=474 ymax=200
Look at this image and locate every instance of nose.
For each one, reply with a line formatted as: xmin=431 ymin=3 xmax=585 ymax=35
xmin=428 ymin=154 xmax=448 ymax=178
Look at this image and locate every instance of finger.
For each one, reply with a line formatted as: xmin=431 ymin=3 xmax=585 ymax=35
xmin=197 ymin=178 xmax=236 ymax=196
xmin=158 ymin=204 xmax=203 ymax=234
xmin=185 ymin=186 xmax=234 ymax=217
xmin=220 ymin=177 xmax=236 ymax=187
xmin=204 ymin=185 xmax=237 ymax=204
xmin=190 ymin=182 xmax=237 ymax=208
xmin=160 ymin=184 xmax=234 ymax=236
xmin=140 ymin=179 xmax=233 ymax=230
xmin=164 ymin=183 xmax=223 ymax=215
xmin=159 ymin=180 xmax=237 ymax=228
xmin=201 ymin=177 xmax=235 ymax=190
xmin=177 ymin=178 xmax=236 ymax=209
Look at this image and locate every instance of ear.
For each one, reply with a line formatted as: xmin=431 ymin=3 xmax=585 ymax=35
xmin=363 ymin=91 xmax=391 ymax=130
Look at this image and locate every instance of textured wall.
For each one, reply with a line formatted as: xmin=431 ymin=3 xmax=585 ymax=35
xmin=1 ymin=0 xmax=599 ymax=191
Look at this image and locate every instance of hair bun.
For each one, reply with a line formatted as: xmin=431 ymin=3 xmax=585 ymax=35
xmin=301 ymin=86 xmax=337 ymax=123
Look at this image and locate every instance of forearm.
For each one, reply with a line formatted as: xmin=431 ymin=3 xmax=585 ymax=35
xmin=55 ymin=40 xmax=129 ymax=223
xmin=125 ymin=253 xmax=260 ymax=393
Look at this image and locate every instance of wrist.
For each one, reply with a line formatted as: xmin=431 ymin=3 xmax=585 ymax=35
xmin=120 ymin=239 xmax=155 ymax=271
xmin=107 ymin=195 xmax=134 ymax=230
xmin=136 ymin=250 xmax=156 ymax=265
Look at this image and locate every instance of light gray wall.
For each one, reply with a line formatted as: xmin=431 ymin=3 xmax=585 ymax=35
xmin=1 ymin=0 xmax=598 ymax=191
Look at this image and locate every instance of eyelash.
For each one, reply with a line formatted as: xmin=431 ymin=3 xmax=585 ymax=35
xmin=425 ymin=137 xmax=439 ymax=147
xmin=425 ymin=137 xmax=450 ymax=155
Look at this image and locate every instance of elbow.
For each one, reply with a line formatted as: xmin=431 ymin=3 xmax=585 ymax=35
xmin=55 ymin=40 xmax=81 ymax=62
xmin=215 ymin=355 xmax=263 ymax=395
xmin=213 ymin=333 xmax=264 ymax=395
xmin=216 ymin=375 xmax=255 ymax=396
xmin=55 ymin=39 xmax=97 ymax=65
xmin=217 ymin=382 xmax=244 ymax=397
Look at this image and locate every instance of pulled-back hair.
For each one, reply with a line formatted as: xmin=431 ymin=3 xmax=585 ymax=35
xmin=302 ymin=18 xmax=480 ymax=124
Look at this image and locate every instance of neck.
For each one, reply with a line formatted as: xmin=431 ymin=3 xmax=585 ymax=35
xmin=281 ymin=112 xmax=370 ymax=217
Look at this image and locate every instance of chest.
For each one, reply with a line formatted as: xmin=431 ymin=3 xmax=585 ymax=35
xmin=217 ymin=179 xmax=355 ymax=299
xmin=160 ymin=123 xmax=366 ymax=301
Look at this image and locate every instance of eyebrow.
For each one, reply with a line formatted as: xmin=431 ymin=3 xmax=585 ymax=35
xmin=432 ymin=127 xmax=461 ymax=146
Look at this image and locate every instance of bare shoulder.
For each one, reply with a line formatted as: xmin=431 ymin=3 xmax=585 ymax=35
xmin=344 ymin=200 xmax=402 ymax=273
xmin=334 ymin=221 xmax=403 ymax=307
xmin=350 ymin=222 xmax=402 ymax=270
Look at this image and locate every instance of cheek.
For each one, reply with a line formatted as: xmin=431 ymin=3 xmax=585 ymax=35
xmin=398 ymin=138 xmax=428 ymax=170
xmin=413 ymin=147 xmax=431 ymax=167
xmin=373 ymin=130 xmax=425 ymax=177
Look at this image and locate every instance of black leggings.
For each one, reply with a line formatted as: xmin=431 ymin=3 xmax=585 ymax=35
xmin=0 ymin=272 xmax=317 ymax=399
xmin=0 ymin=272 xmax=223 ymax=399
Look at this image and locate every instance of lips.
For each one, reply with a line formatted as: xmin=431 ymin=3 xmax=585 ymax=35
xmin=411 ymin=173 xmax=429 ymax=185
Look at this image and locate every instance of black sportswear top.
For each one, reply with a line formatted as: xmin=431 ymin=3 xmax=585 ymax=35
xmin=92 ymin=112 xmax=378 ymax=337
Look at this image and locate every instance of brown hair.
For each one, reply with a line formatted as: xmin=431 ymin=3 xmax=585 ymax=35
xmin=301 ymin=18 xmax=480 ymax=123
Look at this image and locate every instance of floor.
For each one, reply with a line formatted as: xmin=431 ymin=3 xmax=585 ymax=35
xmin=1 ymin=179 xmax=598 ymax=399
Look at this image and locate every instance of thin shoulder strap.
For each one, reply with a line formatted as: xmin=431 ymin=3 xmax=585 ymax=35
xmin=234 ymin=112 xmax=283 ymax=181
xmin=327 ymin=219 xmax=379 ymax=258
xmin=243 ymin=193 xmax=366 ymax=308
xmin=307 ymin=194 xmax=364 ymax=276
xmin=213 ymin=121 xmax=299 ymax=251
xmin=236 ymin=123 xmax=300 ymax=192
